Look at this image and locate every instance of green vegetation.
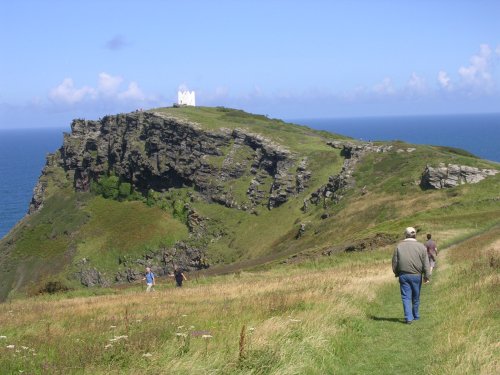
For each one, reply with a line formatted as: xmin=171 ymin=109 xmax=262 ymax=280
xmin=0 ymin=226 xmax=497 ymax=374
xmin=0 ymin=106 xmax=498 ymax=302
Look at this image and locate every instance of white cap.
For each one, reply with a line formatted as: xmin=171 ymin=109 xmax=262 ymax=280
xmin=405 ymin=227 xmax=416 ymax=236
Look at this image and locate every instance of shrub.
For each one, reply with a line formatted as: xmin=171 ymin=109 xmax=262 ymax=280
xmin=118 ymin=182 xmax=132 ymax=201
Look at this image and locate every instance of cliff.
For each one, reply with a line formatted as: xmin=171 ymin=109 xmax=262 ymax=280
xmin=1 ymin=106 xmax=499 ymax=301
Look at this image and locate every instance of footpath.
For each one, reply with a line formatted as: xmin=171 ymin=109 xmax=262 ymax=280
xmin=335 ymin=227 xmax=499 ymax=375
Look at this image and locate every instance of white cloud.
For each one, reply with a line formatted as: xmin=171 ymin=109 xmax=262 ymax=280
xmin=49 ymin=73 xmax=155 ymax=106
xmin=49 ymin=78 xmax=96 ymax=104
xmin=372 ymin=77 xmax=395 ymax=95
xmin=407 ymin=72 xmax=427 ymax=94
xmin=457 ymin=44 xmax=494 ymax=90
xmin=118 ymin=82 xmax=146 ymax=101
xmin=98 ymin=73 xmax=123 ymax=95
xmin=437 ymin=70 xmax=452 ymax=90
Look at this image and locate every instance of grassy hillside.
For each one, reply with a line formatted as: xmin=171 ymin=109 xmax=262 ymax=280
xmin=0 ymin=107 xmax=499 ymax=301
xmin=0 ymin=226 xmax=497 ymax=374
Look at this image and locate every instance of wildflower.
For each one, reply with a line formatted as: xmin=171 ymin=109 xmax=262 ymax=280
xmin=176 ymin=333 xmax=187 ymax=337
xmin=110 ymin=325 xmax=117 ymax=329
xmin=104 ymin=344 xmax=113 ymax=349
xmin=0 ymin=336 xmax=6 ymax=339
xmin=142 ymin=353 xmax=153 ymax=357
xmin=109 ymin=335 xmax=128 ymax=342
xmin=21 ymin=346 xmax=28 ymax=350
xmin=248 ymin=327 xmax=255 ymax=331
xmin=289 ymin=319 xmax=301 ymax=322
xmin=177 ymin=325 xmax=184 ymax=329
xmin=6 ymin=345 xmax=15 ymax=349
xmin=201 ymin=335 xmax=213 ymax=339
xmin=181 ymin=314 xmax=188 ymax=317
xmin=189 ymin=326 xmax=195 ymax=329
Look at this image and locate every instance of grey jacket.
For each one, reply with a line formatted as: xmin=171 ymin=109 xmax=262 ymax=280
xmin=392 ymin=238 xmax=431 ymax=279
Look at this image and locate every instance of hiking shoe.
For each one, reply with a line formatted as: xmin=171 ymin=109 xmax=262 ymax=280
xmin=405 ymin=320 xmax=413 ymax=325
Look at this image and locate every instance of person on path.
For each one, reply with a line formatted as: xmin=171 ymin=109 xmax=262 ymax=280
xmin=171 ymin=266 xmax=187 ymax=287
xmin=142 ymin=267 xmax=155 ymax=292
xmin=425 ymin=233 xmax=438 ymax=274
xmin=392 ymin=227 xmax=431 ymax=324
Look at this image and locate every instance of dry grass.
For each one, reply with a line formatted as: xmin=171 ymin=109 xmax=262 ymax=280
xmin=429 ymin=227 xmax=500 ymax=375
xmin=0 ymin=228 xmax=498 ymax=374
xmin=0 ymin=257 xmax=391 ymax=374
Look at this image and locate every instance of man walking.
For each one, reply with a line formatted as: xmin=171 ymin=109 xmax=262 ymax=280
xmin=392 ymin=227 xmax=430 ymax=324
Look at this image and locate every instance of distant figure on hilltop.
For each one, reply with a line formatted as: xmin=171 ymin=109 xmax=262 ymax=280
xmin=392 ymin=227 xmax=431 ymax=324
xmin=142 ymin=267 xmax=155 ymax=292
xmin=425 ymin=233 xmax=438 ymax=274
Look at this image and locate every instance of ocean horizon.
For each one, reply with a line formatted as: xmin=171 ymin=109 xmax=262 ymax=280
xmin=1 ymin=112 xmax=499 ymax=239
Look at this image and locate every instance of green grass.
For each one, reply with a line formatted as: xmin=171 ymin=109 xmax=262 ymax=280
xmin=1 ymin=106 xmax=499 ymax=301
xmin=74 ymin=197 xmax=189 ymax=275
xmin=0 ymin=226 xmax=497 ymax=374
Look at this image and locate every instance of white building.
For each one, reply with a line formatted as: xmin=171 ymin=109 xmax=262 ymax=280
xmin=177 ymin=90 xmax=196 ymax=106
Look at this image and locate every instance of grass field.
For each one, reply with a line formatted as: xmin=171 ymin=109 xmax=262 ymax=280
xmin=0 ymin=225 xmax=498 ymax=374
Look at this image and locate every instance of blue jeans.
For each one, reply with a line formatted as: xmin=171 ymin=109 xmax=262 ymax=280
xmin=399 ymin=274 xmax=422 ymax=322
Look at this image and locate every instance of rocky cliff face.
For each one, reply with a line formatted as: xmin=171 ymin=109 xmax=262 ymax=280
xmin=421 ymin=163 xmax=498 ymax=189
xmin=31 ymin=111 xmax=311 ymax=213
xmin=303 ymin=141 xmax=392 ymax=210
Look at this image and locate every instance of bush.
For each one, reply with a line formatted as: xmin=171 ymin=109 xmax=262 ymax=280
xmin=39 ymin=281 xmax=70 ymax=295
xmin=118 ymin=182 xmax=132 ymax=201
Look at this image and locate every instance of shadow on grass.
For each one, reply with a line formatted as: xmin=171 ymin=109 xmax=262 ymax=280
xmin=368 ymin=315 xmax=406 ymax=324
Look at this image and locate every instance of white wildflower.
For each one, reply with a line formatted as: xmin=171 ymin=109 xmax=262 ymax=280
xmin=289 ymin=319 xmax=301 ymax=322
xmin=104 ymin=344 xmax=113 ymax=349
xmin=248 ymin=327 xmax=255 ymax=331
xmin=110 ymin=325 xmax=117 ymax=328
xmin=142 ymin=353 xmax=153 ymax=357
xmin=21 ymin=346 xmax=28 ymax=350
xmin=0 ymin=336 xmax=6 ymax=339
xmin=181 ymin=314 xmax=188 ymax=317
xmin=176 ymin=333 xmax=187 ymax=337
xmin=6 ymin=345 xmax=15 ymax=349
xmin=202 ymin=335 xmax=213 ymax=339
xmin=177 ymin=325 xmax=184 ymax=329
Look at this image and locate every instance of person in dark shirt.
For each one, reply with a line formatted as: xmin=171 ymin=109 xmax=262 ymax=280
xmin=425 ymin=233 xmax=438 ymax=274
xmin=170 ymin=266 xmax=187 ymax=287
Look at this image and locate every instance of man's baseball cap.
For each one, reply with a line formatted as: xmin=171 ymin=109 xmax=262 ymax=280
xmin=405 ymin=227 xmax=416 ymax=236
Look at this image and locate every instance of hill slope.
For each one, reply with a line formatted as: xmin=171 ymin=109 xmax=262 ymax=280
xmin=0 ymin=106 xmax=499 ymax=301
xmin=0 ymin=225 xmax=498 ymax=373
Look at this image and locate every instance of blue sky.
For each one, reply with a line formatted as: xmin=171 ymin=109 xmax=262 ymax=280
xmin=1 ymin=0 xmax=500 ymax=128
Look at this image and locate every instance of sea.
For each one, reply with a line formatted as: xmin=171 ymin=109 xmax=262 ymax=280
xmin=0 ymin=113 xmax=499 ymax=239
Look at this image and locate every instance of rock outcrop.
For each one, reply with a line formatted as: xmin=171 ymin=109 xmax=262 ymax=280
xmin=420 ymin=163 xmax=498 ymax=189
xmin=31 ymin=111 xmax=312 ymax=213
xmin=304 ymin=141 xmax=392 ymax=209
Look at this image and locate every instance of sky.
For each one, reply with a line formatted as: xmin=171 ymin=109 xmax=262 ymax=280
xmin=1 ymin=0 xmax=500 ymax=128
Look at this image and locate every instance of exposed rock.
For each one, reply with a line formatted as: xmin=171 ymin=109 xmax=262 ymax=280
xmin=322 ymin=233 xmax=398 ymax=255
xmin=305 ymin=141 xmax=392 ymax=209
xmin=28 ymin=153 xmax=61 ymax=214
xmin=420 ymin=163 xmax=498 ymax=189
xmin=76 ymin=267 xmax=110 ymax=287
xmin=296 ymin=223 xmax=307 ymax=239
xmin=31 ymin=111 xmax=310 ymax=213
